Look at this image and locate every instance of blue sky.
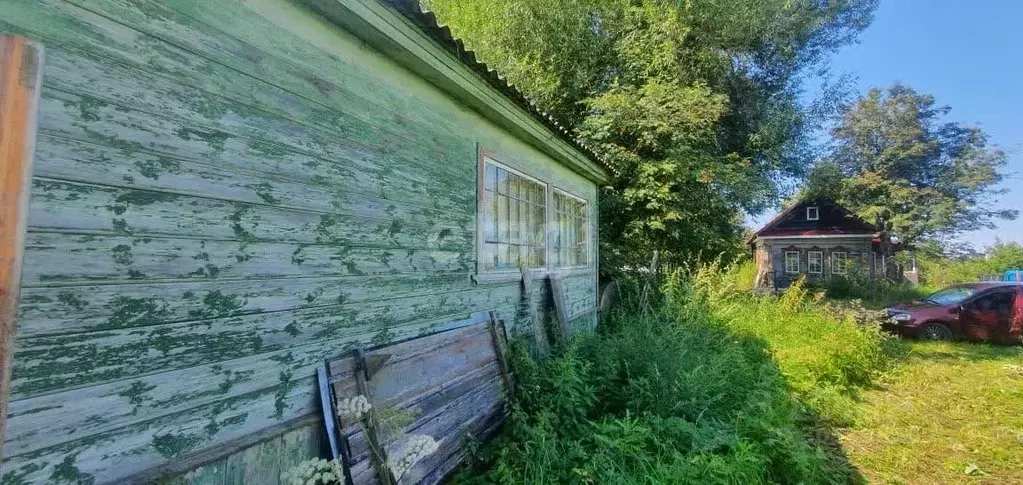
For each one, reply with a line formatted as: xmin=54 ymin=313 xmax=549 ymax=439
xmin=750 ymin=0 xmax=1023 ymax=249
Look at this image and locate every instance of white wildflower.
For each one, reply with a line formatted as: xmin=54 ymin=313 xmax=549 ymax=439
xmin=281 ymin=458 xmax=344 ymax=485
xmin=389 ymin=434 xmax=440 ymax=478
xmin=337 ymin=395 xmax=372 ymax=419
xmin=182 ymin=467 xmax=204 ymax=481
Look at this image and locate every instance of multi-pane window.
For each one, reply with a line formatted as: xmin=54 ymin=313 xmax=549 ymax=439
xmin=808 ymin=251 xmax=823 ymax=274
xmin=807 ymin=206 xmax=819 ymax=220
xmin=832 ymin=252 xmax=848 ymax=275
xmin=784 ymin=251 xmax=800 ymax=274
xmin=481 ymin=160 xmax=546 ymax=270
xmin=552 ymin=190 xmax=588 ymax=267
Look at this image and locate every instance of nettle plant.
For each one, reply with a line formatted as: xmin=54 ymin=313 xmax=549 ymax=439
xmin=281 ymin=395 xmax=440 ymax=485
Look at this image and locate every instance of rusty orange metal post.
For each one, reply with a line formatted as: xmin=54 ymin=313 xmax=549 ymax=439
xmin=0 ymin=35 xmax=43 ymax=462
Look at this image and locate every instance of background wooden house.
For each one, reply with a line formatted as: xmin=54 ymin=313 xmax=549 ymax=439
xmin=753 ymin=198 xmax=901 ymax=289
xmin=0 ymin=0 xmax=610 ymax=482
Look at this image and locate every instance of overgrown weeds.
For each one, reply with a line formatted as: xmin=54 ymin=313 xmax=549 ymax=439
xmin=689 ymin=262 xmax=894 ymax=425
xmin=455 ymin=262 xmax=896 ymax=484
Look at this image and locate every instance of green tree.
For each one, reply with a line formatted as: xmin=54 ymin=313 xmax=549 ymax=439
xmin=423 ymin=0 xmax=877 ymax=271
xmin=808 ymin=84 xmax=1017 ymax=245
xmin=918 ymin=240 xmax=1023 ymax=287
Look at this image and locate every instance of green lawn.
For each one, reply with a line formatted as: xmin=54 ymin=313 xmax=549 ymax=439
xmin=840 ymin=341 xmax=1023 ymax=484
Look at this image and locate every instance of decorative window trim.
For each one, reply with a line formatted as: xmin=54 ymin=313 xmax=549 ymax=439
xmin=832 ymin=251 xmax=848 ymax=275
xmin=784 ymin=251 xmax=800 ymax=274
xmin=806 ymin=206 xmax=819 ymax=221
xmin=551 ymin=187 xmax=591 ymax=269
xmin=476 ymin=152 xmax=548 ymax=275
xmin=808 ymin=250 xmax=824 ymax=274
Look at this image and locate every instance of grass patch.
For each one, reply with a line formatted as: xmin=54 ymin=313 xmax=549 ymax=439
xmin=841 ymin=341 xmax=1023 ymax=484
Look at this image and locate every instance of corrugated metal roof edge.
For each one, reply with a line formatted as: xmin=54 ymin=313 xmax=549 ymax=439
xmin=380 ymin=0 xmax=617 ymax=178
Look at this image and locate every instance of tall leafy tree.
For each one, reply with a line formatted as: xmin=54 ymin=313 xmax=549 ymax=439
xmin=807 ymin=84 xmax=1017 ymax=245
xmin=423 ymin=0 xmax=877 ymax=271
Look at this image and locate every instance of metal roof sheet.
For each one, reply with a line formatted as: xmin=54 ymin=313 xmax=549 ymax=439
xmin=380 ymin=0 xmax=616 ymax=177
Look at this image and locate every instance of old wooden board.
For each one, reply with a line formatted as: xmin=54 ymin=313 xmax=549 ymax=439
xmin=0 ymin=35 xmax=43 ymax=462
xmin=549 ymin=274 xmax=571 ymax=342
xmin=320 ymin=314 xmax=510 ymax=484
xmin=519 ymin=266 xmax=548 ymax=356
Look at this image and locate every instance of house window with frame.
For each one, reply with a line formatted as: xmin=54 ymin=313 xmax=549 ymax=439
xmin=832 ymin=252 xmax=848 ymax=275
xmin=481 ymin=159 xmax=546 ymax=271
xmin=808 ymin=251 xmax=824 ymax=274
xmin=552 ymin=189 xmax=589 ymax=267
xmin=807 ymin=206 xmax=819 ymax=220
xmin=784 ymin=251 xmax=800 ymax=274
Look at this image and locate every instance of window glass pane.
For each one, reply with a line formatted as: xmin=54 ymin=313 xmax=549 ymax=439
xmin=485 ymin=164 xmax=497 ymax=192
xmin=480 ymin=160 xmax=546 ymax=270
xmin=832 ymin=253 xmax=847 ymax=274
xmin=808 ymin=252 xmax=823 ymax=273
xmin=785 ymin=252 xmax=799 ymax=273
xmin=497 ymin=168 xmax=509 ymax=195
xmin=498 ymin=193 xmax=509 ymax=243
xmin=509 ymin=199 xmax=520 ymax=241
xmin=483 ymin=242 xmax=498 ymax=270
xmin=552 ymin=190 xmax=589 ymax=267
xmin=509 ymin=173 xmax=519 ymax=199
xmin=483 ymin=194 xmax=496 ymax=242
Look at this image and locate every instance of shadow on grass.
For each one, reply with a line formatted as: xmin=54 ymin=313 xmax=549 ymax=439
xmin=725 ymin=330 xmax=868 ymax=485
xmin=801 ymin=416 xmax=868 ymax=485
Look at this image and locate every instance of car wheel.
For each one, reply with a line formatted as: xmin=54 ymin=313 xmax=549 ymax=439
xmin=919 ymin=322 xmax=953 ymax=341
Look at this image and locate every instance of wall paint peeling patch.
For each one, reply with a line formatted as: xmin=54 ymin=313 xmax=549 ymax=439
xmin=1 ymin=0 xmax=600 ymax=482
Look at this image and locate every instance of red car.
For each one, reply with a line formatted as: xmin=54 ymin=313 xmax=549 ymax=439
xmin=884 ymin=282 xmax=1023 ymax=343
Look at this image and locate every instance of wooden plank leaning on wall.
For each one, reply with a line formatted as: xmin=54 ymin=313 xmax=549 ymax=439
xmin=0 ymin=36 xmax=44 ymax=463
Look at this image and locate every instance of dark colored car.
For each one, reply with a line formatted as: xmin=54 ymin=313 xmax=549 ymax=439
xmin=884 ymin=282 xmax=1023 ymax=343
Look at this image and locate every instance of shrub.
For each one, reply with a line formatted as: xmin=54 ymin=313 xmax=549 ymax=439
xmin=806 ymin=269 xmax=928 ymax=309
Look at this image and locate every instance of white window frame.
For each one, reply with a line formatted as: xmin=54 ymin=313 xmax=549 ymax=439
xmin=551 ymin=188 xmax=590 ymax=268
xmin=784 ymin=251 xmax=800 ymax=274
xmin=806 ymin=206 xmax=819 ymax=221
xmin=477 ymin=155 xmax=548 ymax=275
xmin=808 ymin=251 xmax=824 ymax=274
xmin=475 ymin=149 xmax=597 ymax=283
xmin=832 ymin=252 xmax=848 ymax=275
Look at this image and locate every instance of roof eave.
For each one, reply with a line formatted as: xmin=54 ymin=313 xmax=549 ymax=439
xmin=302 ymin=0 xmax=613 ymax=184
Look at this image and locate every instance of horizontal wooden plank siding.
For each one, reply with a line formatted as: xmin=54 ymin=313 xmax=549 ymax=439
xmin=1 ymin=0 xmax=599 ymax=483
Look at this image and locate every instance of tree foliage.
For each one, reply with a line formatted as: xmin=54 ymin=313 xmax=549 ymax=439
xmin=422 ymin=0 xmax=877 ymax=272
xmin=807 ymin=84 xmax=1017 ymax=245
xmin=917 ymin=240 xmax=1023 ymax=287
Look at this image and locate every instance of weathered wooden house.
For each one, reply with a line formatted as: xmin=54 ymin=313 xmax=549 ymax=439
xmin=0 ymin=0 xmax=610 ymax=482
xmin=753 ymin=198 xmax=900 ymax=289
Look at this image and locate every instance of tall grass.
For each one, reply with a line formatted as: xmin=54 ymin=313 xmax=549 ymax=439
xmin=689 ymin=262 xmax=893 ymax=425
xmin=455 ymin=263 xmax=893 ymax=484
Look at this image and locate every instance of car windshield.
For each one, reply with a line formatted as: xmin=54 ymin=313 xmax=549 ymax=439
xmin=925 ymin=287 xmax=979 ymax=306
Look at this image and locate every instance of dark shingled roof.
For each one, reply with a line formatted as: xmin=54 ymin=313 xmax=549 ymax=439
xmin=755 ymin=197 xmax=877 ymax=237
xmin=380 ymin=0 xmax=616 ymax=177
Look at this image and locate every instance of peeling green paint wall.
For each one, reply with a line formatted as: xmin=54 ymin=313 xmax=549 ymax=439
xmin=0 ymin=0 xmax=597 ymax=483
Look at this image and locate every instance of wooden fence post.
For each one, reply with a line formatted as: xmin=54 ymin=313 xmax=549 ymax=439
xmin=0 ymin=36 xmax=44 ymax=462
